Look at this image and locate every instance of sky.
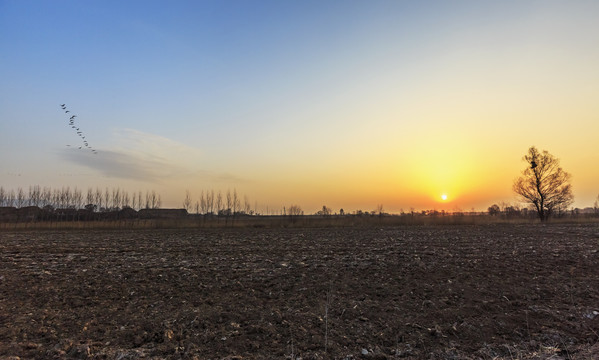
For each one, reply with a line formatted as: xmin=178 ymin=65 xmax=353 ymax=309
xmin=1 ymin=0 xmax=598 ymax=213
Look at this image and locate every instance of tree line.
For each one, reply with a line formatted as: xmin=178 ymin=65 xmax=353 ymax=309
xmin=0 ymin=186 xmax=162 ymax=211
xmin=181 ymin=190 xmax=389 ymax=218
xmin=182 ymin=189 xmax=257 ymax=216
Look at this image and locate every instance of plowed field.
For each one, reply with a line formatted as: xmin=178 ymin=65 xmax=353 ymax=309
xmin=1 ymin=224 xmax=598 ymax=359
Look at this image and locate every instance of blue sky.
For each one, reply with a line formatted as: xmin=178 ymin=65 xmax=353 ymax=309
xmin=1 ymin=0 xmax=598 ymax=212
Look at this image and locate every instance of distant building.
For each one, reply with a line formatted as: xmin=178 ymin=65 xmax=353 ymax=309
xmin=118 ymin=207 xmax=138 ymax=219
xmin=138 ymin=208 xmax=188 ymax=219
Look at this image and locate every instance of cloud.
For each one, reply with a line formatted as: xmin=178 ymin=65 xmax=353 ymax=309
xmin=62 ymin=148 xmax=171 ymax=181
xmin=60 ymin=129 xmax=204 ymax=182
xmin=60 ymin=128 xmax=249 ymax=185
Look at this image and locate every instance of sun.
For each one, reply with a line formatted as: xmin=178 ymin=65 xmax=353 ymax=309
xmin=441 ymin=194 xmax=448 ymax=201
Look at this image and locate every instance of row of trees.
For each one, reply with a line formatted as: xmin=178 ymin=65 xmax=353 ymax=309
xmin=182 ymin=189 xmax=388 ymax=218
xmin=0 ymin=186 xmax=162 ymax=211
xmin=182 ymin=189 xmax=255 ymax=216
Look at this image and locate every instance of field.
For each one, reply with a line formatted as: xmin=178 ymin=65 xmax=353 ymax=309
xmin=1 ymin=224 xmax=598 ymax=359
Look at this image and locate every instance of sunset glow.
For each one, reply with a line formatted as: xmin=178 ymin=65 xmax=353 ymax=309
xmin=1 ymin=1 xmax=599 ymax=213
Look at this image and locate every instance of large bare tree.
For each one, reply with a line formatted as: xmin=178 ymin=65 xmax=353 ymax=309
xmin=513 ymin=146 xmax=573 ymax=221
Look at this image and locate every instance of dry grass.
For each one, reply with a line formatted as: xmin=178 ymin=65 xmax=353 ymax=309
xmin=1 ymin=214 xmax=598 ymax=231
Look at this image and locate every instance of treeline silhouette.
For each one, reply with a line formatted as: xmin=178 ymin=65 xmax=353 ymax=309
xmin=486 ymin=201 xmax=599 ymax=219
xmin=2 ymin=185 xmax=598 ymax=226
xmin=0 ymin=186 xmax=162 ymax=213
xmin=182 ymin=188 xmax=257 ymax=216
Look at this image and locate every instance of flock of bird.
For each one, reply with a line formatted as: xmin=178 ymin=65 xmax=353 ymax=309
xmin=61 ymin=104 xmax=97 ymax=154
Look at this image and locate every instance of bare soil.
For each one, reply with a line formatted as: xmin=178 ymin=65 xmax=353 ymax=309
xmin=1 ymin=224 xmax=598 ymax=359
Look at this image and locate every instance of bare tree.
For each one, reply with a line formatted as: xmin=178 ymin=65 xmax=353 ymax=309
xmin=145 ymin=191 xmax=160 ymax=209
xmin=42 ymin=187 xmax=52 ymax=207
xmin=28 ymin=186 xmax=35 ymax=206
xmin=137 ymin=191 xmax=143 ymax=211
xmin=122 ymin=191 xmax=130 ymax=208
xmin=64 ymin=187 xmax=73 ymax=208
xmin=73 ymin=188 xmax=83 ymax=209
xmin=112 ymin=188 xmax=121 ymax=210
xmin=0 ymin=187 xmax=5 ymax=206
xmin=594 ymin=194 xmax=599 ymax=216
xmin=183 ymin=190 xmax=192 ymax=212
xmin=57 ymin=188 xmax=64 ymax=208
xmin=104 ymin=188 xmax=111 ymax=210
xmin=207 ymin=190 xmax=215 ymax=214
xmin=95 ymin=188 xmax=103 ymax=210
xmin=131 ymin=191 xmax=138 ymax=210
xmin=513 ymin=146 xmax=574 ymax=222
xmin=7 ymin=190 xmax=16 ymax=207
xmin=52 ymin=188 xmax=61 ymax=208
xmin=226 ymin=189 xmax=232 ymax=214
xmin=26 ymin=187 xmax=32 ymax=207
xmin=63 ymin=188 xmax=70 ymax=208
xmin=200 ymin=191 xmax=207 ymax=214
xmin=288 ymin=204 xmax=303 ymax=216
xmin=86 ymin=188 xmax=94 ymax=207
xmin=28 ymin=185 xmax=41 ymax=207
xmin=232 ymin=189 xmax=240 ymax=215
xmin=34 ymin=185 xmax=42 ymax=206
xmin=244 ymin=195 xmax=251 ymax=214
xmin=16 ymin=188 xmax=25 ymax=208
xmin=216 ymin=191 xmax=223 ymax=215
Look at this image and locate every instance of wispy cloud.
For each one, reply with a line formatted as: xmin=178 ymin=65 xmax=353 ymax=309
xmin=62 ymin=148 xmax=171 ymax=181
xmin=60 ymin=129 xmax=242 ymax=183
